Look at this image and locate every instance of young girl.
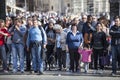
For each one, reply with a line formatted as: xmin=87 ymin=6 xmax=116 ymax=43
xmin=78 ymin=44 xmax=92 ymax=73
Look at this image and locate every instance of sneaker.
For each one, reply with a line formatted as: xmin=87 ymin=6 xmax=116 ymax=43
xmin=98 ymin=70 xmax=103 ymax=74
xmin=93 ymin=70 xmax=98 ymax=74
xmin=84 ymin=70 xmax=88 ymax=74
xmin=21 ymin=70 xmax=24 ymax=73
xmin=12 ymin=69 xmax=17 ymax=73
xmin=62 ymin=68 xmax=67 ymax=71
xmin=3 ymin=70 xmax=8 ymax=73
xmin=111 ymin=72 xmax=116 ymax=76
xmin=38 ymin=71 xmax=44 ymax=75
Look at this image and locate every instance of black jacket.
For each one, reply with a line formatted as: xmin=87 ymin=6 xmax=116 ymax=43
xmin=110 ymin=25 xmax=120 ymax=45
xmin=91 ymin=31 xmax=107 ymax=49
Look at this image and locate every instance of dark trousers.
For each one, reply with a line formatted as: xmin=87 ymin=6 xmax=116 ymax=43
xmin=25 ymin=47 xmax=31 ymax=71
xmin=111 ymin=45 xmax=120 ymax=73
xmin=93 ymin=49 xmax=104 ymax=70
xmin=69 ymin=49 xmax=80 ymax=72
xmin=56 ymin=48 xmax=66 ymax=69
xmin=46 ymin=45 xmax=55 ymax=61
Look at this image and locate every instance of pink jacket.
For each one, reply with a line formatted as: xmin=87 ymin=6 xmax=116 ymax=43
xmin=78 ymin=49 xmax=92 ymax=63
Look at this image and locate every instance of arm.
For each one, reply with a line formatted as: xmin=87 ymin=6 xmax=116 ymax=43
xmin=109 ymin=27 xmax=120 ymax=38
xmin=41 ymin=27 xmax=47 ymax=48
xmin=79 ymin=33 xmax=84 ymax=48
xmin=15 ymin=25 xmax=27 ymax=37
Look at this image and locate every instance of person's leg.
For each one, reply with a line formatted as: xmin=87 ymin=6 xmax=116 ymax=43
xmin=99 ymin=49 xmax=104 ymax=70
xmin=0 ymin=45 xmax=7 ymax=71
xmin=31 ymin=47 xmax=37 ymax=72
xmin=69 ymin=49 xmax=74 ymax=72
xmin=62 ymin=50 xmax=66 ymax=69
xmin=17 ymin=44 xmax=24 ymax=72
xmin=12 ymin=43 xmax=18 ymax=72
xmin=36 ymin=45 xmax=43 ymax=73
xmin=57 ymin=48 xmax=62 ymax=70
xmin=74 ymin=49 xmax=80 ymax=72
xmin=84 ymin=62 xmax=89 ymax=73
xmin=111 ymin=46 xmax=117 ymax=74
xmin=117 ymin=45 xmax=120 ymax=69
xmin=93 ymin=49 xmax=99 ymax=70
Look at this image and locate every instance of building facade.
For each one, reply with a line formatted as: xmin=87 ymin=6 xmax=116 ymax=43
xmin=109 ymin=0 xmax=120 ymax=20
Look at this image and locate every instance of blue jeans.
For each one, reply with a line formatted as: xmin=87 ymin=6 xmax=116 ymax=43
xmin=0 ymin=45 xmax=7 ymax=70
xmin=12 ymin=43 xmax=24 ymax=72
xmin=31 ymin=45 xmax=43 ymax=72
xmin=111 ymin=45 xmax=120 ymax=73
xmin=6 ymin=44 xmax=13 ymax=64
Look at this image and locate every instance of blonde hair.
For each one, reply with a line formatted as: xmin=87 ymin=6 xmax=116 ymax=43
xmin=0 ymin=19 xmax=5 ymax=27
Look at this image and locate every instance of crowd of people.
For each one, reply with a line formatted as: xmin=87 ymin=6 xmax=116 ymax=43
xmin=0 ymin=12 xmax=120 ymax=76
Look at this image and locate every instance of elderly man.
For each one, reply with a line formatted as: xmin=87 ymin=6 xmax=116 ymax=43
xmin=27 ymin=19 xmax=47 ymax=74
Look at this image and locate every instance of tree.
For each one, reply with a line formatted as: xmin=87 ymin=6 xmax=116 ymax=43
xmin=0 ymin=0 xmax=6 ymax=20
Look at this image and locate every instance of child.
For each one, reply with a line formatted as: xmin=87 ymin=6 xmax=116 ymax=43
xmin=78 ymin=44 xmax=92 ymax=73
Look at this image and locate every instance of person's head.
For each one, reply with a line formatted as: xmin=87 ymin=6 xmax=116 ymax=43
xmin=6 ymin=17 xmax=12 ymax=27
xmin=72 ymin=17 xmax=79 ymax=25
xmin=82 ymin=15 xmax=87 ymax=22
xmin=0 ymin=19 xmax=5 ymax=28
xmin=48 ymin=22 xmax=54 ymax=29
xmin=114 ymin=16 xmax=120 ymax=27
xmin=83 ymin=44 xmax=89 ymax=50
xmin=15 ymin=18 xmax=22 ymax=27
xmin=96 ymin=23 xmax=103 ymax=32
xmin=33 ymin=19 xmax=39 ymax=27
xmin=71 ymin=24 xmax=78 ymax=32
xmin=87 ymin=15 xmax=93 ymax=23
xmin=53 ymin=24 xmax=62 ymax=33
xmin=27 ymin=17 xmax=33 ymax=26
xmin=92 ymin=15 xmax=97 ymax=22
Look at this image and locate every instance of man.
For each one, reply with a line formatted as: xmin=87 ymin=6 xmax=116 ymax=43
xmin=24 ymin=17 xmax=33 ymax=71
xmin=27 ymin=19 xmax=47 ymax=74
xmin=12 ymin=18 xmax=26 ymax=73
xmin=78 ymin=15 xmax=87 ymax=32
xmin=110 ymin=16 xmax=120 ymax=76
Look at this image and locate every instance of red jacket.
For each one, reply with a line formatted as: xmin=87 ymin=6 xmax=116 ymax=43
xmin=0 ymin=28 xmax=10 ymax=46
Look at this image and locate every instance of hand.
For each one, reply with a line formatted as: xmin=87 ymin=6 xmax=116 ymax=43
xmin=15 ymin=25 xmax=20 ymax=31
xmin=88 ymin=23 xmax=91 ymax=27
xmin=27 ymin=48 xmax=29 ymax=52
xmin=43 ymin=44 xmax=46 ymax=49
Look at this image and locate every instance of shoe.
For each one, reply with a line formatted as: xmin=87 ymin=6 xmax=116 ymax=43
xmin=38 ymin=71 xmax=44 ymax=75
xmin=62 ymin=68 xmax=67 ymax=71
xmin=98 ymin=70 xmax=103 ymax=74
xmin=3 ymin=70 xmax=8 ymax=73
xmin=31 ymin=71 xmax=37 ymax=74
xmin=111 ymin=72 xmax=116 ymax=76
xmin=21 ymin=70 xmax=24 ymax=73
xmin=84 ymin=70 xmax=88 ymax=74
xmin=93 ymin=70 xmax=98 ymax=74
xmin=12 ymin=69 xmax=17 ymax=73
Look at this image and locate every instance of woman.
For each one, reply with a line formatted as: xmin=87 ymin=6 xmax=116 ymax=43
xmin=0 ymin=19 xmax=10 ymax=73
xmin=91 ymin=23 xmax=108 ymax=74
xmin=66 ymin=24 xmax=83 ymax=72
xmin=45 ymin=22 xmax=56 ymax=70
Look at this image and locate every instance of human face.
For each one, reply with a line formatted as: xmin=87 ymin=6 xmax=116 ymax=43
xmin=33 ymin=20 xmax=38 ymax=27
xmin=82 ymin=16 xmax=87 ymax=22
xmin=49 ymin=23 xmax=54 ymax=29
xmin=71 ymin=25 xmax=77 ymax=32
xmin=27 ymin=19 xmax=33 ymax=26
xmin=96 ymin=24 xmax=102 ymax=31
xmin=115 ymin=18 xmax=120 ymax=27
xmin=0 ymin=21 xmax=5 ymax=28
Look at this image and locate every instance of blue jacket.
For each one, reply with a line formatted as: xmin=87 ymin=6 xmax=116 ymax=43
xmin=12 ymin=25 xmax=26 ymax=44
xmin=66 ymin=31 xmax=84 ymax=49
xmin=27 ymin=26 xmax=47 ymax=48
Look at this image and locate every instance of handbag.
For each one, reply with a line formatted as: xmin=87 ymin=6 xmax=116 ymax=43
xmin=100 ymin=52 xmax=110 ymax=66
